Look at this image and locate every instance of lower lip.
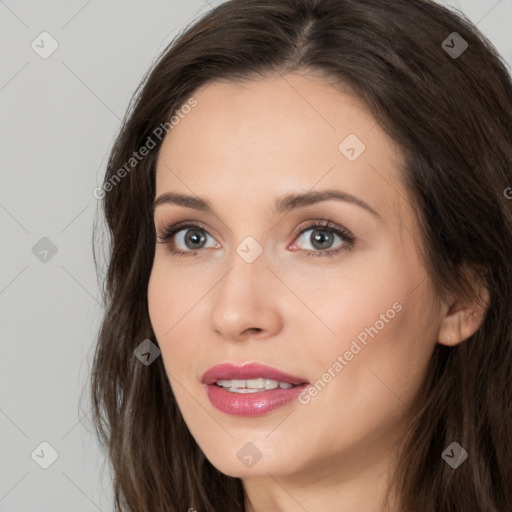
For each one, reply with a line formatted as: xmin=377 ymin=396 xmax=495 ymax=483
xmin=205 ymin=383 xmax=308 ymax=417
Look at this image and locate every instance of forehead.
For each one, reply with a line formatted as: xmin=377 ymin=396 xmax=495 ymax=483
xmin=155 ymin=73 xmax=407 ymax=224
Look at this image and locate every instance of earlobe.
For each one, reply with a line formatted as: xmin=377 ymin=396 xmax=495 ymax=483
xmin=437 ymin=286 xmax=490 ymax=347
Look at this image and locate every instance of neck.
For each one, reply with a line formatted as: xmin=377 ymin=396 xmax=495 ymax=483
xmin=242 ymin=439 xmax=402 ymax=512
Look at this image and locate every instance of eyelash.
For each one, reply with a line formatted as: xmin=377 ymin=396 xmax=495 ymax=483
xmin=156 ymin=219 xmax=356 ymax=258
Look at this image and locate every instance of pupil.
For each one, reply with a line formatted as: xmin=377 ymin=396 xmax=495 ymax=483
xmin=185 ymin=229 xmax=206 ymax=249
xmin=311 ymin=229 xmax=333 ymax=249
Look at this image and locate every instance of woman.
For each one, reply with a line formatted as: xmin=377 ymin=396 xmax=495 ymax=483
xmin=90 ymin=0 xmax=512 ymax=510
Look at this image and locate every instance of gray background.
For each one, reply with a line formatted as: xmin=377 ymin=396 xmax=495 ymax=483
xmin=1 ymin=1 xmax=510 ymax=510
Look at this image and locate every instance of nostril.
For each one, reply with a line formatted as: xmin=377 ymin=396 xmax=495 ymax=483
xmin=243 ymin=327 xmax=263 ymax=336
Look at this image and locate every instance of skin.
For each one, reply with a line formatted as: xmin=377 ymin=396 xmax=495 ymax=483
xmin=147 ymin=72 xmax=488 ymax=512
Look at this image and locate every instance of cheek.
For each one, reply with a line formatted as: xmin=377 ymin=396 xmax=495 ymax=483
xmin=147 ymin=264 xmax=171 ymax=338
xmin=290 ymin=246 xmax=439 ymax=407
xmin=147 ymin=256 xmax=204 ymax=336
xmin=147 ymin=259 xmax=210 ymax=377
xmin=147 ymin=264 xmax=183 ymax=372
xmin=280 ymin=245 xmax=418 ymax=348
xmin=286 ymin=292 xmax=438 ymax=463
xmin=306 ymin=288 xmax=438 ymax=423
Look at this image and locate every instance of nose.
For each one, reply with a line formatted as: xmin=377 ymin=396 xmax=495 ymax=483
xmin=209 ymin=249 xmax=283 ymax=342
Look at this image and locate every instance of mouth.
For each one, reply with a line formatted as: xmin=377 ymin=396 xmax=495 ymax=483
xmin=202 ymin=362 xmax=310 ymax=416
xmin=202 ymin=362 xmax=309 ymax=388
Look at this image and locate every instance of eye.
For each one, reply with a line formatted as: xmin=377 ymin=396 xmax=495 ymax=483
xmin=156 ymin=221 xmax=220 ymax=256
xmin=290 ymin=220 xmax=355 ymax=257
xmin=157 ymin=219 xmax=355 ymax=258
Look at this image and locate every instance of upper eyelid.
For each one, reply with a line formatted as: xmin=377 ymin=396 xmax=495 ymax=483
xmin=158 ymin=219 xmax=211 ymax=235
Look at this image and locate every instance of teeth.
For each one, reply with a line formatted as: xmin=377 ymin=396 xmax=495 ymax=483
xmin=246 ymin=378 xmax=266 ymax=389
xmin=216 ymin=378 xmax=296 ymax=392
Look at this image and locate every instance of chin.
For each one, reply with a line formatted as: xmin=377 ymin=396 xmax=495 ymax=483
xmin=197 ymin=438 xmax=303 ymax=479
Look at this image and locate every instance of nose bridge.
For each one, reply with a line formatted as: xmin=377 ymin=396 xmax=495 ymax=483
xmin=209 ymin=241 xmax=282 ymax=339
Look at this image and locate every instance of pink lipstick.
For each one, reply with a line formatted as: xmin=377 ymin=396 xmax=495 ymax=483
xmin=202 ymin=362 xmax=309 ymax=417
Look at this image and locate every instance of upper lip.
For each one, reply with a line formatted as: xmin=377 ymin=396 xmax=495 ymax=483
xmin=202 ymin=362 xmax=309 ymax=386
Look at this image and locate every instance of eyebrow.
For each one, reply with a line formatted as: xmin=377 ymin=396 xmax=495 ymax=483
xmin=152 ymin=189 xmax=381 ymax=219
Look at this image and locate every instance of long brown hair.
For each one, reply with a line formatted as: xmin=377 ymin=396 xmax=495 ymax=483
xmin=90 ymin=0 xmax=512 ymax=510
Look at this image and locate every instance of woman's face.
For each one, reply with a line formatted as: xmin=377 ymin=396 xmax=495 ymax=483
xmin=148 ymin=73 xmax=445 ymax=481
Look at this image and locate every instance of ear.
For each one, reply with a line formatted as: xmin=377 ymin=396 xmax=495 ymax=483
xmin=437 ymin=272 xmax=490 ymax=347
